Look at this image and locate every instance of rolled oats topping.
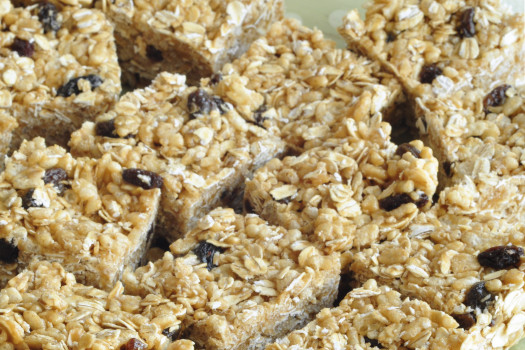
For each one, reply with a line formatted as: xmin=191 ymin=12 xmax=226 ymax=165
xmin=0 ymin=0 xmax=120 ymax=153
xmin=0 ymin=138 xmax=161 ymax=290
xmin=70 ymin=72 xmax=286 ymax=240
xmin=0 ymin=261 xmax=187 ymax=349
xmin=123 ymin=208 xmax=341 ymax=350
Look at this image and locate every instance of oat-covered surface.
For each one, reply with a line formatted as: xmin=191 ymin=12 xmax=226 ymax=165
xmin=220 ymin=18 xmax=403 ymax=150
xmin=0 ymin=138 xmax=160 ymax=290
xmin=266 ymin=279 xmax=469 ymax=350
xmin=70 ymin=72 xmax=285 ymax=239
xmin=0 ymin=261 xmax=188 ymax=349
xmin=123 ymin=208 xmax=341 ymax=350
xmin=0 ymin=0 xmax=120 ymax=150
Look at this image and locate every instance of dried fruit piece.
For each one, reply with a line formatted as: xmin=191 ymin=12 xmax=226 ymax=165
xmin=0 ymin=238 xmax=19 ymax=263
xmin=213 ymin=96 xmax=229 ymax=114
xmin=187 ymin=89 xmax=216 ymax=116
xmin=122 ymin=168 xmax=163 ymax=190
xmin=477 ymin=245 xmax=524 ymax=270
xmin=11 ymin=38 xmax=34 ymax=58
xmin=252 ymin=105 xmax=269 ymax=128
xmin=458 ymin=8 xmax=476 ymax=38
xmin=38 ymin=2 xmax=60 ymax=33
xmin=193 ymin=241 xmax=225 ymax=270
xmin=414 ymin=192 xmax=429 ymax=208
xmin=379 ymin=193 xmax=413 ymax=211
xmin=419 ymin=63 xmax=443 ymax=84
xmin=395 ymin=143 xmax=421 ymax=158
xmin=21 ymin=189 xmax=44 ymax=209
xmin=162 ymin=327 xmax=180 ymax=342
xmin=464 ymin=281 xmax=494 ymax=311
xmin=364 ymin=336 xmax=384 ymax=348
xmin=43 ymin=168 xmax=68 ymax=193
xmin=95 ymin=119 xmax=119 ymax=138
xmin=483 ymin=84 xmax=511 ymax=113
xmin=146 ymin=45 xmax=163 ymax=62
xmin=120 ymin=339 xmax=147 ymax=350
xmin=57 ymin=75 xmax=103 ymax=97
xmin=452 ymin=312 xmax=476 ymax=330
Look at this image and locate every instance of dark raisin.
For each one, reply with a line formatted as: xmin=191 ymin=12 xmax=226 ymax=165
xmin=187 ymin=89 xmax=216 ymax=116
xmin=0 ymin=238 xmax=19 ymax=264
xmin=21 ymin=189 xmax=44 ymax=209
xmin=120 ymin=338 xmax=147 ymax=350
xmin=210 ymin=73 xmax=222 ymax=85
xmin=386 ymin=32 xmax=395 ymax=42
xmin=464 ymin=282 xmax=494 ymax=311
xmin=457 ymin=8 xmax=476 ymax=38
xmin=379 ymin=193 xmax=413 ymax=211
xmin=395 ymin=143 xmax=421 ymax=158
xmin=253 ymin=105 xmax=269 ymax=128
xmin=483 ymin=85 xmax=511 ymax=113
xmin=213 ymin=96 xmax=229 ymax=114
xmin=414 ymin=192 xmax=429 ymax=208
xmin=364 ymin=336 xmax=384 ymax=348
xmin=57 ymin=74 xmax=103 ymax=97
xmin=122 ymin=168 xmax=163 ymax=190
xmin=419 ymin=63 xmax=443 ymax=84
xmin=11 ymin=38 xmax=34 ymax=58
xmin=38 ymin=2 xmax=60 ymax=33
xmin=443 ymin=161 xmax=453 ymax=177
xmin=477 ymin=245 xmax=524 ymax=270
xmin=162 ymin=327 xmax=180 ymax=342
xmin=452 ymin=312 xmax=476 ymax=330
xmin=43 ymin=168 xmax=68 ymax=193
xmin=95 ymin=119 xmax=119 ymax=138
xmin=146 ymin=45 xmax=163 ymax=62
xmin=193 ymin=241 xmax=225 ymax=271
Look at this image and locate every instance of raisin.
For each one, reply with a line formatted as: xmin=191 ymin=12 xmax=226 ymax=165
xmin=11 ymin=38 xmax=34 ymax=58
xmin=419 ymin=63 xmax=443 ymax=84
xmin=457 ymin=8 xmax=476 ymax=38
xmin=483 ymin=84 xmax=511 ymax=113
xmin=120 ymin=339 xmax=147 ymax=350
xmin=477 ymin=245 xmax=524 ymax=270
xmin=443 ymin=161 xmax=453 ymax=177
xmin=187 ymin=89 xmax=216 ymax=116
xmin=364 ymin=336 xmax=384 ymax=348
xmin=193 ymin=241 xmax=225 ymax=271
xmin=379 ymin=193 xmax=413 ymax=211
xmin=162 ymin=327 xmax=180 ymax=342
xmin=452 ymin=312 xmax=476 ymax=330
xmin=210 ymin=73 xmax=222 ymax=85
xmin=464 ymin=281 xmax=494 ymax=311
xmin=43 ymin=168 xmax=68 ymax=193
xmin=21 ymin=189 xmax=44 ymax=209
xmin=38 ymin=2 xmax=60 ymax=33
xmin=213 ymin=96 xmax=229 ymax=114
xmin=414 ymin=192 xmax=429 ymax=208
xmin=395 ymin=143 xmax=421 ymax=158
xmin=122 ymin=168 xmax=163 ymax=190
xmin=146 ymin=45 xmax=163 ymax=62
xmin=253 ymin=105 xmax=269 ymax=128
xmin=95 ymin=119 xmax=119 ymax=138
xmin=0 ymin=238 xmax=19 ymax=264
xmin=57 ymin=75 xmax=103 ymax=97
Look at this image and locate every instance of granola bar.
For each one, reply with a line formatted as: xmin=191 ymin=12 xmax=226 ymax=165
xmin=218 ymin=18 xmax=404 ymax=151
xmin=0 ymin=261 xmax=190 ymax=349
xmin=123 ymin=208 xmax=341 ymax=350
xmin=244 ymin=118 xmax=439 ymax=255
xmin=350 ymin=206 xmax=525 ymax=349
xmin=0 ymin=0 xmax=120 ymax=151
xmin=266 ymin=279 xmax=469 ymax=350
xmin=0 ymin=138 xmax=161 ymax=290
xmin=69 ymin=72 xmax=285 ymax=240
xmin=98 ymin=0 xmax=283 ymax=86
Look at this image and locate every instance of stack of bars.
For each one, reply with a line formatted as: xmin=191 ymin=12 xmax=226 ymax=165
xmin=0 ymin=0 xmax=523 ymax=349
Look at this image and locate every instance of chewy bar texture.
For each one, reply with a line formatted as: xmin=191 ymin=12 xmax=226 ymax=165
xmin=350 ymin=206 xmax=525 ymax=349
xmin=123 ymin=208 xmax=341 ymax=350
xmin=100 ymin=0 xmax=283 ymax=86
xmin=266 ymin=279 xmax=469 ymax=350
xmin=0 ymin=138 xmax=161 ymax=290
xmin=218 ymin=18 xmax=404 ymax=151
xmin=70 ymin=72 xmax=285 ymax=240
xmin=0 ymin=261 xmax=191 ymax=350
xmin=0 ymin=0 xmax=120 ymax=151
xmin=244 ymin=119 xmax=439 ymax=255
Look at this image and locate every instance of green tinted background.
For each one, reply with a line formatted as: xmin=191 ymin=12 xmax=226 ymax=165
xmin=284 ymin=0 xmax=525 ymax=349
